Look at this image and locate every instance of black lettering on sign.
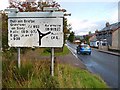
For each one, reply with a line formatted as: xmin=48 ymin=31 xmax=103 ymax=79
xmin=10 ymin=34 xmax=12 ymax=37
xmin=10 ymin=20 xmax=17 ymax=23
xmin=25 ymin=34 xmax=29 ymax=37
xmin=21 ymin=34 xmax=24 ymax=37
xmin=31 ymin=30 xmax=37 ymax=33
xmin=45 ymin=24 xmax=49 ymax=27
xmin=28 ymin=25 xmax=32 ymax=28
xmin=11 ymin=27 xmax=16 ymax=30
xmin=21 ymin=30 xmax=25 ymax=33
xmin=45 ymin=28 xmax=49 ymax=31
xmin=51 ymin=36 xmax=59 ymax=40
xmin=13 ymin=37 xmax=20 ymax=40
xmin=56 ymin=36 xmax=59 ymax=39
xmin=10 ymin=24 xmax=25 ymax=26
xmin=26 ymin=30 xmax=28 ymax=33
xmin=33 ymin=25 xmax=39 ymax=28
xmin=24 ymin=20 xmax=35 ymax=23
xmin=13 ymin=34 xmax=18 ymax=37
xmin=56 ymin=28 xmax=60 ymax=31
xmin=51 ymin=36 xmax=55 ymax=39
xmin=30 ymin=34 xmax=33 ymax=36
xmin=13 ymin=31 xmax=18 ymax=33
xmin=17 ymin=27 xmax=25 ymax=30
xmin=18 ymin=20 xmax=23 ymax=23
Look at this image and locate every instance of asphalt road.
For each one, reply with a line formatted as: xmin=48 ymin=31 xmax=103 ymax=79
xmin=66 ymin=42 xmax=119 ymax=88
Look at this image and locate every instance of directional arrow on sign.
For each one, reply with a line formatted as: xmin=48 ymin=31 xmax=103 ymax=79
xmin=37 ymin=29 xmax=51 ymax=46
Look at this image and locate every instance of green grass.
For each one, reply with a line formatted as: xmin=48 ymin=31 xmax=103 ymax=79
xmin=56 ymin=64 xmax=108 ymax=88
xmin=2 ymin=44 xmax=108 ymax=88
xmin=41 ymin=46 xmax=69 ymax=56
xmin=2 ymin=60 xmax=108 ymax=88
xmin=55 ymin=46 xmax=69 ymax=56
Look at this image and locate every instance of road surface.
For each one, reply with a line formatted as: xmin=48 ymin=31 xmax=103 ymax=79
xmin=67 ymin=42 xmax=119 ymax=88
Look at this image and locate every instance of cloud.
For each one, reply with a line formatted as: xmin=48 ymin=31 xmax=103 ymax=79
xmin=100 ymin=9 xmax=118 ymax=23
xmin=0 ymin=0 xmax=9 ymax=10
xmin=109 ymin=10 xmax=118 ymax=22
xmin=67 ymin=8 xmax=118 ymax=36
xmin=68 ymin=18 xmax=100 ymax=35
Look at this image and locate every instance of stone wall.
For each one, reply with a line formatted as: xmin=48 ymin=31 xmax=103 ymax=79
xmin=99 ymin=46 xmax=108 ymax=51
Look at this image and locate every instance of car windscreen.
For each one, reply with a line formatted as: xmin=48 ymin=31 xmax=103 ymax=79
xmin=81 ymin=45 xmax=89 ymax=48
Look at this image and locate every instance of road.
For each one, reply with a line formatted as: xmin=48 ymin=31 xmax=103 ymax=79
xmin=66 ymin=42 xmax=119 ymax=88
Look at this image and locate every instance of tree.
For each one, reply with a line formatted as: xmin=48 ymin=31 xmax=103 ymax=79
xmin=2 ymin=12 xmax=9 ymax=51
xmin=88 ymin=31 xmax=92 ymax=35
xmin=68 ymin=31 xmax=75 ymax=43
xmin=8 ymin=0 xmax=64 ymax=12
xmin=63 ymin=18 xmax=71 ymax=41
xmin=95 ymin=29 xmax=98 ymax=33
xmin=84 ymin=35 xmax=91 ymax=45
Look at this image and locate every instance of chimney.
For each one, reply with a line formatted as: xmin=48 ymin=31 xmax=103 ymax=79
xmin=106 ymin=22 xmax=110 ymax=27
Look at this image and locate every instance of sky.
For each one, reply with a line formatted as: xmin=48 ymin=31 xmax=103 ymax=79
xmin=59 ymin=2 xmax=119 ymax=35
xmin=0 ymin=0 xmax=119 ymax=35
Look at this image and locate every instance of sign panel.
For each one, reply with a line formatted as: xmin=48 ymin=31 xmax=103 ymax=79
xmin=8 ymin=12 xmax=64 ymax=47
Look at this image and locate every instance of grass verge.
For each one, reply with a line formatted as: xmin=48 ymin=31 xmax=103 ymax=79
xmin=2 ymin=60 xmax=108 ymax=88
xmin=41 ymin=46 xmax=69 ymax=56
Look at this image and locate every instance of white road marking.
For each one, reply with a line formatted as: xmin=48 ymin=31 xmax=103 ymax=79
xmin=66 ymin=44 xmax=78 ymax=59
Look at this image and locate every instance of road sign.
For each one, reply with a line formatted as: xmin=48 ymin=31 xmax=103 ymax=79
xmin=8 ymin=12 xmax=64 ymax=47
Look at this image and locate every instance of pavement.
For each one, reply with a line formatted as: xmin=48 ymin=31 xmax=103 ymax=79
xmin=20 ymin=47 xmax=87 ymax=70
xmin=57 ymin=52 xmax=87 ymax=70
xmin=93 ymin=48 xmax=120 ymax=56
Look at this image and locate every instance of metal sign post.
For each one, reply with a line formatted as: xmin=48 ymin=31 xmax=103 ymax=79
xmin=7 ymin=7 xmax=64 ymax=74
xmin=44 ymin=7 xmax=59 ymax=77
xmin=17 ymin=48 xmax=20 ymax=68
xmin=51 ymin=47 xmax=54 ymax=76
xmin=6 ymin=8 xmax=21 ymax=68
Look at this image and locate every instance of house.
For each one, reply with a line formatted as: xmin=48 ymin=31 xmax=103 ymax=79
xmin=89 ymin=34 xmax=99 ymax=47
xmin=96 ymin=22 xmax=120 ymax=50
xmin=111 ymin=28 xmax=120 ymax=50
xmin=82 ymin=33 xmax=94 ymax=44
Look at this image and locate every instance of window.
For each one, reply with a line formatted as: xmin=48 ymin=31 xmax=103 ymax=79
xmin=97 ymin=42 xmax=99 ymax=45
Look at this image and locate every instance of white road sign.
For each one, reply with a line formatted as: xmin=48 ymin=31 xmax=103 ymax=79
xmin=8 ymin=12 xmax=64 ymax=47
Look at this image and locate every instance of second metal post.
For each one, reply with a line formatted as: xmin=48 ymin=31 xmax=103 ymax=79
xmin=51 ymin=48 xmax=54 ymax=76
xmin=17 ymin=48 xmax=20 ymax=68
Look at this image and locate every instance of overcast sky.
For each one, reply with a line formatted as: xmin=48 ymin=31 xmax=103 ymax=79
xmin=59 ymin=1 xmax=119 ymax=35
xmin=0 ymin=0 xmax=119 ymax=35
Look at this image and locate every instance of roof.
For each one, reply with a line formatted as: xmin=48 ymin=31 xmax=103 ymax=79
xmin=74 ymin=40 xmax=80 ymax=43
xmin=89 ymin=34 xmax=97 ymax=42
xmin=101 ymin=22 xmax=120 ymax=31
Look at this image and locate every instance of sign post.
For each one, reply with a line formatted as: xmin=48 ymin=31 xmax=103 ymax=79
xmin=51 ymin=47 xmax=54 ymax=76
xmin=8 ymin=8 xmax=64 ymax=74
xmin=44 ymin=7 xmax=60 ymax=77
xmin=6 ymin=8 xmax=22 ymax=68
xmin=17 ymin=48 xmax=20 ymax=68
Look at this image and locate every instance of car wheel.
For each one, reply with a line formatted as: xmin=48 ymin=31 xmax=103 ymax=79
xmin=77 ymin=51 xmax=80 ymax=54
xmin=89 ymin=52 xmax=91 ymax=55
xmin=77 ymin=50 xmax=79 ymax=54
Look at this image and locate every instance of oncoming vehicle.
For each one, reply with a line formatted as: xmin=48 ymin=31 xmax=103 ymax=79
xmin=76 ymin=44 xmax=91 ymax=55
